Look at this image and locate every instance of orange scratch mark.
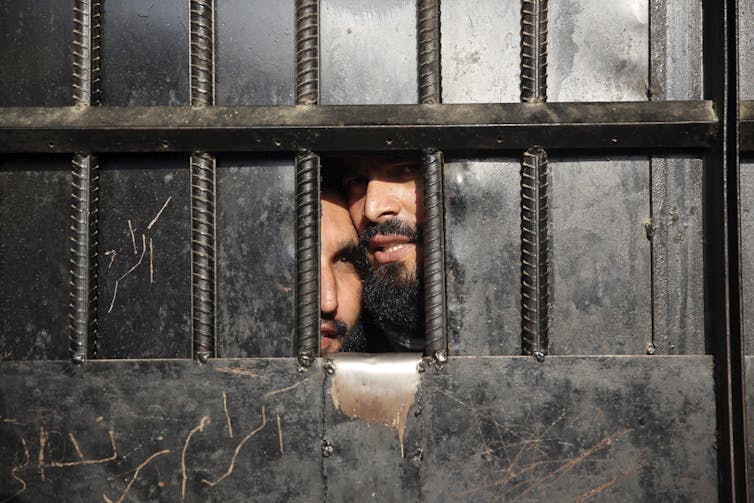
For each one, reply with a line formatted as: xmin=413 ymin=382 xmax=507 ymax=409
xmin=182 ymin=416 xmax=211 ymax=499
xmin=49 ymin=430 xmax=117 ymax=468
xmin=1 ymin=436 xmax=30 ymax=503
xmin=262 ymin=375 xmax=315 ymax=398
xmin=103 ymin=449 xmax=171 ymax=503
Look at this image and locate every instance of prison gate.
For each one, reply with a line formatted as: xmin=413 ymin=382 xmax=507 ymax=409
xmin=0 ymin=1 xmax=750 ymax=501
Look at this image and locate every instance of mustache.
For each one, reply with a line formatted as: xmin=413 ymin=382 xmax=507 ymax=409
xmin=320 ymin=315 xmax=348 ymax=337
xmin=358 ymin=218 xmax=422 ymax=249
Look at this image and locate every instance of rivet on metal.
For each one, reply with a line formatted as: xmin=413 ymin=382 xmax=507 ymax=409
xmin=433 ymin=350 xmax=448 ymax=365
xmin=321 ymin=440 xmax=334 ymax=457
xmin=323 ymin=360 xmax=335 ymax=375
xmin=646 ymin=342 xmax=657 ymax=355
xmin=416 ymin=361 xmax=426 ymax=373
xmin=534 ymin=351 xmax=546 ymax=363
xmin=297 ymin=351 xmax=314 ymax=373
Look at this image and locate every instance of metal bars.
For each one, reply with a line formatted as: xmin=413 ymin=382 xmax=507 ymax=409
xmin=520 ymin=0 xmax=550 ymax=359
xmin=417 ymin=0 xmax=447 ymax=359
xmin=295 ymin=0 xmax=320 ymax=366
xmin=69 ymin=0 xmax=102 ymax=363
xmin=189 ymin=0 xmax=216 ymax=362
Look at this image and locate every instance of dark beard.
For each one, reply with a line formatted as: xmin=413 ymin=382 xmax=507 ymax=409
xmin=321 ymin=316 xmax=366 ymax=353
xmin=358 ymin=219 xmax=424 ymax=342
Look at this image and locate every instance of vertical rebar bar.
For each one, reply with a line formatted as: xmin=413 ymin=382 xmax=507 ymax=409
xmin=295 ymin=0 xmax=320 ymax=367
xmin=520 ymin=147 xmax=550 ymax=358
xmin=69 ymin=0 xmax=102 ymax=363
xmin=190 ymin=0 xmax=216 ymax=362
xmin=520 ymin=0 xmax=550 ymax=359
xmin=417 ymin=0 xmax=447 ymax=360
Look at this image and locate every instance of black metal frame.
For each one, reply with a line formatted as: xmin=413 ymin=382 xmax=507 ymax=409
xmin=0 ymin=0 xmax=748 ymax=498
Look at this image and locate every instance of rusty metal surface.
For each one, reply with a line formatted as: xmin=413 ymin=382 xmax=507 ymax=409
xmin=0 ymin=357 xmax=717 ymax=500
xmin=742 ymin=160 xmax=754 ymax=354
xmin=215 ymin=156 xmax=295 ymax=358
xmin=422 ymin=356 xmax=717 ymax=501
xmin=740 ymin=0 xmax=754 ymax=100
xmin=440 ymin=0 xmax=519 ymax=103
xmin=0 ymin=157 xmax=72 ymax=361
xmin=97 ymin=156 xmax=191 ymax=359
xmin=320 ymin=0 xmax=417 ymax=104
xmin=0 ymin=359 xmax=324 ymax=502
xmin=548 ymin=0 xmax=648 ymax=102
xmin=0 ymin=1 xmax=73 ymax=106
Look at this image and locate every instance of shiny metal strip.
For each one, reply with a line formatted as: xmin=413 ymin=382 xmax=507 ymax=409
xmin=69 ymin=0 xmax=102 ymax=363
xmin=189 ymin=0 xmax=216 ymax=362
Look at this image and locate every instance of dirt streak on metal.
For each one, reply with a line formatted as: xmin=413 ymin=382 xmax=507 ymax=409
xmin=328 ymin=353 xmax=422 ymax=458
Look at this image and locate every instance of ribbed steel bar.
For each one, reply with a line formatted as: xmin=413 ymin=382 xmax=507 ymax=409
xmin=296 ymin=0 xmax=319 ymax=105
xmin=521 ymin=0 xmax=548 ymax=103
xmin=520 ymin=0 xmax=550 ymax=360
xmin=295 ymin=0 xmax=320 ymax=366
xmin=520 ymin=147 xmax=550 ymax=359
xmin=417 ymin=0 xmax=447 ymax=359
xmin=295 ymin=151 xmax=319 ymax=367
xmin=69 ymin=0 xmax=102 ymax=363
xmin=190 ymin=0 xmax=216 ymax=362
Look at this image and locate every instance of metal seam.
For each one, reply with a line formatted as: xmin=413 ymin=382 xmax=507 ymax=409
xmin=69 ymin=0 xmax=102 ymax=363
xmin=190 ymin=0 xmax=216 ymax=362
xmin=520 ymin=147 xmax=550 ymax=357
xmin=417 ymin=0 xmax=447 ymax=358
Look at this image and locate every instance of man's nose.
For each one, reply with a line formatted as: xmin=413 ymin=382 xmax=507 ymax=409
xmin=320 ymin=265 xmax=338 ymax=315
xmin=363 ymin=180 xmax=400 ymax=224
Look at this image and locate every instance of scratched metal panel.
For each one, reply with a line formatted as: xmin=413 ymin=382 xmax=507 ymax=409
xmin=100 ymin=0 xmax=189 ymax=106
xmin=422 ymin=357 xmax=717 ymax=501
xmin=440 ymin=0 xmax=520 ymax=103
xmin=215 ymin=0 xmax=295 ymax=106
xmin=97 ymin=155 xmax=191 ymax=359
xmin=548 ymin=0 xmax=648 ymax=102
xmin=0 ymin=157 xmax=70 ymax=361
xmin=742 ymin=161 xmax=754 ymax=354
xmin=322 ymin=354 xmax=423 ymax=500
xmin=216 ymin=156 xmax=295 ymax=358
xmin=0 ymin=0 xmax=73 ymax=106
xmin=444 ymin=159 xmax=521 ymax=356
xmin=649 ymin=1 xmax=704 ymax=354
xmin=0 ymin=359 xmax=324 ymax=502
xmin=320 ymin=0 xmax=417 ymax=105
xmin=740 ymin=0 xmax=754 ymax=100
xmin=746 ymin=356 xmax=754 ymax=489
xmin=550 ymin=158 xmax=651 ymax=355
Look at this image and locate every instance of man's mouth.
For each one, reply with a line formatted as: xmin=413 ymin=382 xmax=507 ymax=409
xmin=369 ymin=234 xmax=415 ymax=265
xmin=320 ymin=322 xmax=340 ymax=352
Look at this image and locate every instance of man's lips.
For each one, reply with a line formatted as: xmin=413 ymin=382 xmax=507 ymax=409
xmin=320 ymin=323 xmax=338 ymax=352
xmin=369 ymin=234 xmax=415 ymax=265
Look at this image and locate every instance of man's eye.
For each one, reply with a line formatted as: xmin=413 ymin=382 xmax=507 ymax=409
xmin=343 ymin=176 xmax=367 ymax=189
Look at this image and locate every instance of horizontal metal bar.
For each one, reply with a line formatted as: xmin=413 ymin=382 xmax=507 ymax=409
xmin=739 ymin=100 xmax=754 ymax=151
xmin=0 ymin=101 xmax=716 ymax=153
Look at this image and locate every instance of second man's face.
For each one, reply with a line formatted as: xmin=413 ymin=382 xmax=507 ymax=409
xmin=341 ymin=155 xmax=424 ymax=281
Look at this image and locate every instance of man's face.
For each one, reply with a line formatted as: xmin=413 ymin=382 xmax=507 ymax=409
xmin=320 ymin=191 xmax=363 ymax=354
xmin=341 ymin=155 xmax=423 ymax=278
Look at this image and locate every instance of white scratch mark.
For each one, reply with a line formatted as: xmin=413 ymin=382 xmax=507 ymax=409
xmin=147 ymin=196 xmax=172 ymax=230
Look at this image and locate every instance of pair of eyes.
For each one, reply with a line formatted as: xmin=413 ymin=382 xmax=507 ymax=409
xmin=341 ymin=163 xmax=421 ymax=192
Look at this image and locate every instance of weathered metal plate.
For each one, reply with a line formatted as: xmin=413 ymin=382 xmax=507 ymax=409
xmin=550 ymin=158 xmax=651 ymax=354
xmin=0 ymin=157 xmax=71 ymax=361
xmin=742 ymin=160 xmax=754 ymax=354
xmin=422 ymin=356 xmax=717 ymax=501
xmin=739 ymin=0 xmax=754 ymax=100
xmin=100 ymin=0 xmax=189 ymax=106
xmin=215 ymin=0 xmax=295 ymax=106
xmin=649 ymin=1 xmax=704 ymax=354
xmin=0 ymin=359 xmax=324 ymax=502
xmin=216 ymin=156 xmax=296 ymax=357
xmin=320 ymin=0 xmax=417 ymax=104
xmin=745 ymin=356 xmax=754 ymax=490
xmin=444 ymin=159 xmax=521 ymax=355
xmin=440 ymin=0 xmax=520 ymax=103
xmin=322 ymin=353 xmax=424 ymax=500
xmin=549 ymin=0 xmax=648 ymax=102
xmin=98 ymin=155 xmax=191 ymax=359
xmin=0 ymin=1 xmax=73 ymax=106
